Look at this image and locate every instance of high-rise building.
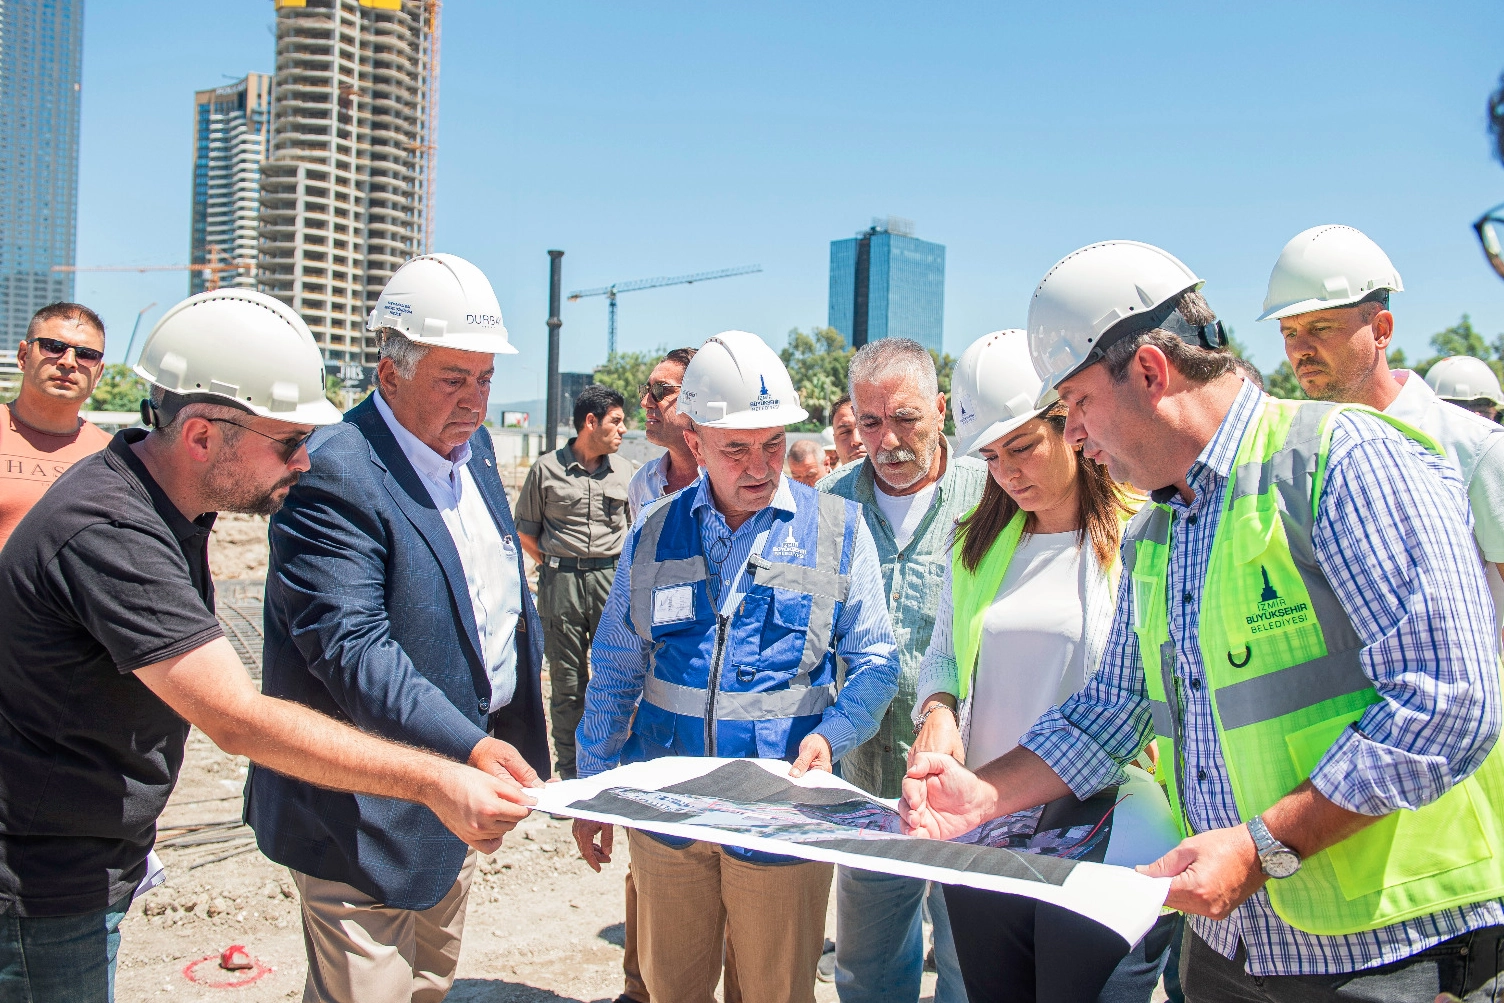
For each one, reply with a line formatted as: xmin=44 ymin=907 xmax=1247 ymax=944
xmin=0 ymin=0 xmax=84 ymax=357
xmin=190 ymin=74 xmax=272 ymax=295
xmin=828 ymin=217 xmax=945 ymax=355
xmin=260 ymin=0 xmax=434 ymax=383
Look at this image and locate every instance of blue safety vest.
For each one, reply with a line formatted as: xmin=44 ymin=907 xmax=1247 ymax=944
xmin=624 ymin=480 xmax=858 ymax=765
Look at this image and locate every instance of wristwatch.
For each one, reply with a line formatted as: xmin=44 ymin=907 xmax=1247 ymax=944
xmin=1247 ymin=815 xmax=1301 ymax=879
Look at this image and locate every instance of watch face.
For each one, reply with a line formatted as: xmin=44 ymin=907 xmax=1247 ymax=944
xmin=1263 ymin=849 xmax=1301 ymax=880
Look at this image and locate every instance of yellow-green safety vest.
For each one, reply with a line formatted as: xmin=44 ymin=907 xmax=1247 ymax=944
xmin=1127 ymin=396 xmax=1504 ymax=936
xmin=951 ymin=511 xmax=1027 ymax=703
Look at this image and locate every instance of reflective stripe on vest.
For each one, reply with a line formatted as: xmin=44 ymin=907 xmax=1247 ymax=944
xmin=627 ymin=488 xmax=849 ymax=743
xmin=1129 ymin=396 xmax=1504 ymax=937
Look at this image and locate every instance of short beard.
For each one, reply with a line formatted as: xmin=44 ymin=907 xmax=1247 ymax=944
xmin=201 ymin=435 xmax=300 ymax=515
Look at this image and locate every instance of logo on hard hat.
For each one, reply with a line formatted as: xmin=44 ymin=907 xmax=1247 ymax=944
xmin=956 ymin=397 xmax=974 ymax=427
xmin=749 ymin=374 xmax=780 ymax=411
xmin=466 ymin=313 xmax=500 ymax=328
xmin=383 ymin=300 xmax=413 ymax=317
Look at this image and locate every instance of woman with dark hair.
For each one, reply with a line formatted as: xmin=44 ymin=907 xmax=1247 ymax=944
xmin=911 ymin=330 xmax=1179 ymax=1003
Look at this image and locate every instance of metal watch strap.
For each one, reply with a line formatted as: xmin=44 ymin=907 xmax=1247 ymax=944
xmin=914 ymin=703 xmax=956 ymax=735
xmin=1247 ymin=814 xmax=1278 ymax=853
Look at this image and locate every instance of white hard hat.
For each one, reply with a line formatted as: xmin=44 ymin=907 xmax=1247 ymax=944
xmin=135 ymin=288 xmax=342 ymax=426
xmin=1257 ymin=225 xmax=1403 ymax=322
xmin=1426 ymin=356 xmax=1504 ymax=407
xmin=1026 ymin=240 xmax=1210 ymax=407
xmin=679 ymin=330 xmax=809 ymax=429
xmin=367 ymin=252 xmax=515 ymax=355
xmin=952 ymin=330 xmax=1047 ymax=456
xmin=820 ymin=426 xmax=836 ymax=448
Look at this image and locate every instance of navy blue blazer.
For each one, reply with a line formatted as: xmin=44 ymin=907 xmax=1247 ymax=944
xmin=245 ymin=395 xmax=548 ymax=910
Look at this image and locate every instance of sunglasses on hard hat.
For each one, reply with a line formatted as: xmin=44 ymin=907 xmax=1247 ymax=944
xmin=1473 ymin=203 xmax=1504 ymax=282
xmin=638 ymin=381 xmax=681 ymax=403
xmin=29 ymin=336 xmax=105 ymax=364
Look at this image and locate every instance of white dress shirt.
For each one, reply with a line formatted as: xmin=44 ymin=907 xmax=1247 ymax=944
xmin=374 ymin=391 xmax=520 ymax=711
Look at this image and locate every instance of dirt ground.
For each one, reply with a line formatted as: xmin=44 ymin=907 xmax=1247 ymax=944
xmin=119 ymin=511 xmax=889 ymax=1001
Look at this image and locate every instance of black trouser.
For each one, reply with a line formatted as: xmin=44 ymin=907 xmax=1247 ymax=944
xmin=1181 ymin=925 xmax=1504 ymax=1002
xmin=944 ymin=884 xmax=1177 ymax=1003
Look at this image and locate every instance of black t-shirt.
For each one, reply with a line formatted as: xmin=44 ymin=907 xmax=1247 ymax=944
xmin=0 ymin=429 xmax=223 ymax=916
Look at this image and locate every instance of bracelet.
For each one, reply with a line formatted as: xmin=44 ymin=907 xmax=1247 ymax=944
xmin=914 ymin=703 xmax=956 ymax=736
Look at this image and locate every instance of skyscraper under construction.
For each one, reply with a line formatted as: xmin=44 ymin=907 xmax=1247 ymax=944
xmin=261 ymin=0 xmax=436 ymax=382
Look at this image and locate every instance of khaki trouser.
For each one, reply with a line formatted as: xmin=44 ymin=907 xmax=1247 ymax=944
xmin=539 ymin=564 xmax=614 ymax=778
xmin=292 ymin=851 xmax=476 ymax=1003
xmin=622 ymin=864 xmax=650 ymax=1002
xmin=627 ymin=829 xmax=832 ymax=1003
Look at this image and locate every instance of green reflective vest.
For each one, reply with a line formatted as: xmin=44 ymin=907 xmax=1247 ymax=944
xmin=1127 ymin=396 xmax=1504 ymax=936
xmin=951 ymin=512 xmax=1027 ymax=703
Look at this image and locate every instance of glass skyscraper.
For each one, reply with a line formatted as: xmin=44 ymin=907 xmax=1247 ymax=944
xmin=0 ymin=0 xmax=84 ymax=356
xmin=190 ymin=73 xmax=271 ymax=295
xmin=829 ymin=217 xmax=945 ymax=355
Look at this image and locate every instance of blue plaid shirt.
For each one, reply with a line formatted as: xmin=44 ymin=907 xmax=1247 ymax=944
xmin=577 ymin=474 xmax=900 ymax=778
xmin=1020 ymin=379 xmax=1504 ymax=976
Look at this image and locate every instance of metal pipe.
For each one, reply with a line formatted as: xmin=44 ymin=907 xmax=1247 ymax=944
xmin=546 ymin=250 xmax=564 ymax=452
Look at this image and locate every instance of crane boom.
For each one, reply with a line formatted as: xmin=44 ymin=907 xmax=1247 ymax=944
xmin=567 ymin=264 xmax=762 ymax=356
xmin=568 ymin=264 xmax=761 ymax=301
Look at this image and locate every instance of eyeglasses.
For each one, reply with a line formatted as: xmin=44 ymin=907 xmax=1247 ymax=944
xmin=1474 ymin=203 xmax=1504 ymax=282
xmin=208 ymin=418 xmax=314 ymax=461
xmin=29 ymin=336 xmax=105 ymax=364
xmin=638 ymin=381 xmax=682 ymax=403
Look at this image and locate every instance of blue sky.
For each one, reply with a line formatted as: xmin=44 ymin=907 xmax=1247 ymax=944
xmin=78 ymin=2 xmax=1504 ymax=403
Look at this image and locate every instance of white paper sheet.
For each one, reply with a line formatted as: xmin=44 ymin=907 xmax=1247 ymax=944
xmin=536 ymin=757 xmax=1172 ymax=946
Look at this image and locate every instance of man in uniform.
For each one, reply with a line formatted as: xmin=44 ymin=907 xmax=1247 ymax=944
xmin=573 ymin=330 xmax=901 ymax=1003
xmin=516 ymin=384 xmax=634 ymax=779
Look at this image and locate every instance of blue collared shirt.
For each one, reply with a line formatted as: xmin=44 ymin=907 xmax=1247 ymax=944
xmin=577 ymin=474 xmax=901 ymax=778
xmin=1020 ymin=379 xmax=1504 ymax=976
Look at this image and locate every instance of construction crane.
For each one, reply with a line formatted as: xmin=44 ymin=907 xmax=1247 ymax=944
xmin=51 ymin=245 xmax=255 ymax=293
xmin=417 ymin=0 xmax=442 ymax=254
xmin=569 ymin=264 xmax=762 ymax=356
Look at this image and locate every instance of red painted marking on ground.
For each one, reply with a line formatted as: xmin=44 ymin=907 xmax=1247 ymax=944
xmin=182 ymin=953 xmax=274 ymax=989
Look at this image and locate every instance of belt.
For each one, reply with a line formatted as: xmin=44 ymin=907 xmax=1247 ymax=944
xmin=544 ymin=555 xmax=618 ymax=571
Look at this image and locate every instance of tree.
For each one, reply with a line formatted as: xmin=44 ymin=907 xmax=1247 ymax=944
xmin=593 ymin=349 xmax=658 ymax=426
xmin=88 ymin=364 xmax=150 ymax=413
xmin=1411 ymin=315 xmax=1504 ymax=382
xmin=780 ymin=327 xmax=853 ymax=431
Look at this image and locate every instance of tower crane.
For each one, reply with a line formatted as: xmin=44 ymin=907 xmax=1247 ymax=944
xmin=51 ymin=245 xmax=254 ymax=293
xmin=568 ymin=264 xmax=762 ymax=356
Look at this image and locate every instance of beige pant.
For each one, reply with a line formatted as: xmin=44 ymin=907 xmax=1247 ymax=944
xmin=292 ymin=851 xmax=476 ymax=1003
xmin=627 ymin=829 xmax=832 ymax=1003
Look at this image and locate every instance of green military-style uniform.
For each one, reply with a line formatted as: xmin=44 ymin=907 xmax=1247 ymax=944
xmin=515 ymin=438 xmax=634 ymax=778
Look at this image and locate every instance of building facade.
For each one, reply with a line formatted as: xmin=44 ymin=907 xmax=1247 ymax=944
xmin=260 ymin=0 xmax=432 ymax=383
xmin=0 ymin=0 xmax=84 ymax=356
xmin=828 ymin=217 xmax=945 ymax=355
xmin=190 ymin=73 xmax=272 ymax=295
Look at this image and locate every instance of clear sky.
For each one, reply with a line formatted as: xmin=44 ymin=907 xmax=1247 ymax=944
xmin=77 ymin=2 xmax=1504 ymax=403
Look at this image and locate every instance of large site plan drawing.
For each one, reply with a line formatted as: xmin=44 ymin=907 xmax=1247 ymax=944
xmin=534 ymin=757 xmax=1172 ymax=945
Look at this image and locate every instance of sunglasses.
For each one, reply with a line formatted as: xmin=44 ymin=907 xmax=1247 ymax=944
xmin=30 ymin=336 xmax=105 ymax=363
xmin=208 ymin=418 xmax=314 ymax=461
xmin=638 ymin=381 xmax=682 ymax=403
xmin=1476 ymin=204 xmax=1504 ymax=282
